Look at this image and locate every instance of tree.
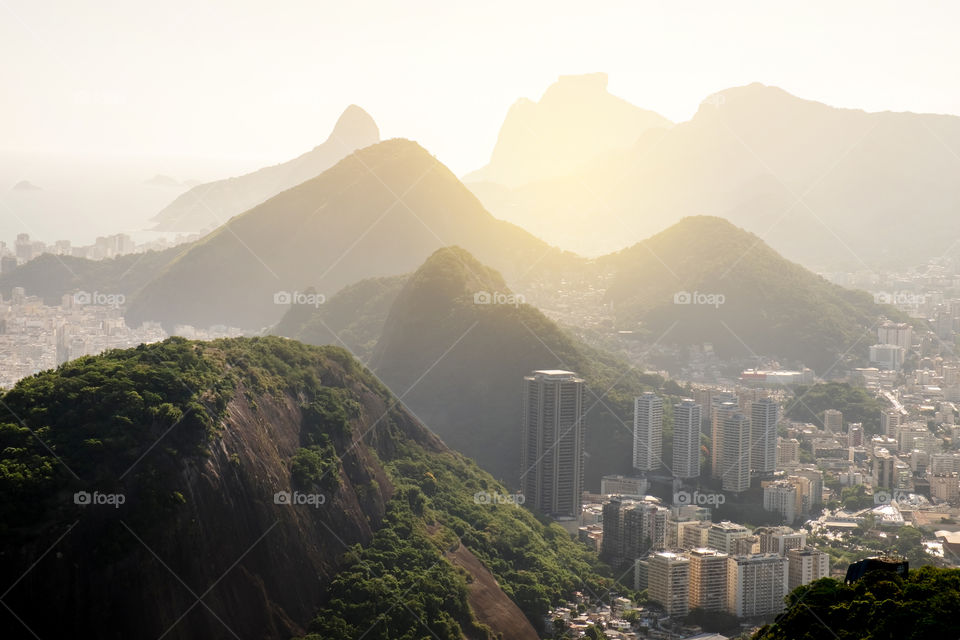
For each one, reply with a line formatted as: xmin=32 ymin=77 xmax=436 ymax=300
xmin=585 ymin=625 xmax=608 ymax=640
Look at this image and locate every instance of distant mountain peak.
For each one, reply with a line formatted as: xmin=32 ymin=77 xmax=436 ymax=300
xmin=465 ymin=73 xmax=671 ymax=187
xmin=152 ymin=104 xmax=380 ymax=232
xmin=408 ymin=246 xmax=508 ymax=296
xmin=11 ymin=180 xmax=42 ymax=192
xmin=326 ymin=104 xmax=380 ymax=148
xmin=693 ymin=82 xmax=832 ymax=119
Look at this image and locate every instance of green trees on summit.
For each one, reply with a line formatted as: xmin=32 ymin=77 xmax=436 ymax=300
xmin=754 ymin=567 xmax=960 ymax=640
xmin=0 ymin=336 xmax=372 ymax=535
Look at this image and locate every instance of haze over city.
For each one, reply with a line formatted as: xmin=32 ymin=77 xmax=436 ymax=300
xmin=2 ymin=2 xmax=960 ymax=639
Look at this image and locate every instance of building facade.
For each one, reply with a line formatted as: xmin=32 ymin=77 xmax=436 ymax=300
xmin=521 ymin=370 xmax=585 ymax=518
xmin=634 ymin=392 xmax=664 ymax=472
xmin=673 ymin=398 xmax=703 ymax=479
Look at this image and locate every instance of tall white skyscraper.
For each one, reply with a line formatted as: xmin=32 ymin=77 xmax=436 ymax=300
xmin=720 ymin=411 xmax=751 ymax=493
xmin=673 ymin=398 xmax=702 ymax=479
xmin=750 ymin=397 xmax=779 ymax=477
xmin=633 ymin=392 xmax=663 ymax=472
xmin=710 ymin=395 xmax=738 ymax=479
xmin=520 ymin=370 xmax=585 ymax=518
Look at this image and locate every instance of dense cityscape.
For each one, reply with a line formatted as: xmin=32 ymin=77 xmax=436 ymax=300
xmin=510 ymin=301 xmax=960 ymax=637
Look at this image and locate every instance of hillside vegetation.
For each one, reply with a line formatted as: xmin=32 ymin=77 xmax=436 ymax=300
xmin=0 ymin=245 xmax=186 ymax=305
xmin=754 ymin=567 xmax=960 ymax=640
xmin=604 ymin=216 xmax=908 ymax=371
xmin=0 ymin=337 xmax=609 ymax=638
xmin=371 ymin=246 xmax=664 ymax=486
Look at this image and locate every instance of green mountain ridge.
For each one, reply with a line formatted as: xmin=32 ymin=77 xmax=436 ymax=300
xmin=276 ymin=231 xmax=904 ymax=485
xmin=0 ymin=245 xmax=187 ymax=306
xmin=367 ymin=246 xmax=665 ymax=486
xmin=603 ymin=216 xmax=910 ymax=372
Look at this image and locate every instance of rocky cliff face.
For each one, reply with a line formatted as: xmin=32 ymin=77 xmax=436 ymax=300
xmin=465 ymin=72 xmax=671 ymax=187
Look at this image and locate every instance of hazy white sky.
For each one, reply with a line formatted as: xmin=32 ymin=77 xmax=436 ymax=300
xmin=3 ymin=0 xmax=959 ymax=176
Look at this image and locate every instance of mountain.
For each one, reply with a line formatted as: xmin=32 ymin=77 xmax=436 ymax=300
xmin=602 ymin=216 xmax=908 ymax=372
xmin=465 ymin=72 xmax=671 ymax=187
xmin=0 ymin=245 xmax=187 ymax=306
xmin=368 ymin=246 xmax=663 ymax=486
xmin=11 ymin=180 xmax=42 ymax=191
xmin=273 ymin=227 xmax=895 ymax=484
xmin=144 ymin=174 xmax=189 ymax=188
xmin=126 ymin=138 xmax=577 ymax=332
xmin=150 ymin=105 xmax=380 ymax=232
xmin=0 ymin=337 xmax=609 ymax=639
xmin=469 ymin=83 xmax=960 ymax=268
xmin=273 ymin=274 xmax=407 ymax=362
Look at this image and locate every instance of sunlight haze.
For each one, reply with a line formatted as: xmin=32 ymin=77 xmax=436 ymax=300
xmin=3 ymin=0 xmax=959 ymax=175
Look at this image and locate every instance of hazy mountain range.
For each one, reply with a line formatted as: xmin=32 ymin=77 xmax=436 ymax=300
xmin=601 ymin=216 xmax=907 ymax=371
xmin=127 ymin=139 xmax=574 ymax=331
xmin=271 ymin=238 xmax=901 ymax=484
xmin=467 ymin=81 xmax=960 ymax=269
xmin=9 ymin=134 xmax=902 ymax=377
xmin=150 ymin=105 xmax=381 ymax=232
xmin=364 ymin=246 xmax=662 ymax=485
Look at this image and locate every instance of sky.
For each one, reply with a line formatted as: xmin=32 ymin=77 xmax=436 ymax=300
xmin=3 ymin=0 xmax=960 ymax=178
